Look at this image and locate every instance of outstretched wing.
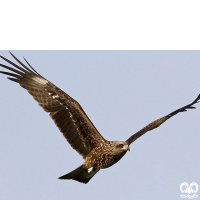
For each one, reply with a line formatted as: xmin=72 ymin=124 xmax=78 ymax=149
xmin=0 ymin=52 xmax=107 ymax=158
xmin=126 ymin=94 xmax=200 ymax=145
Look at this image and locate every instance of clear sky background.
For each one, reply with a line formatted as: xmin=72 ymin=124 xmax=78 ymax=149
xmin=0 ymin=51 xmax=200 ymax=200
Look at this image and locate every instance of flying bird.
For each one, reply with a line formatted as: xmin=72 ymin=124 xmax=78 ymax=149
xmin=0 ymin=52 xmax=199 ymax=184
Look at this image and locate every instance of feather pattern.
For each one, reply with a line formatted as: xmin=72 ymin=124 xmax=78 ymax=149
xmin=0 ymin=52 xmax=107 ymax=158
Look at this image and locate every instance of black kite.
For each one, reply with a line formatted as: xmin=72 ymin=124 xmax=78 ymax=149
xmin=0 ymin=52 xmax=199 ymax=184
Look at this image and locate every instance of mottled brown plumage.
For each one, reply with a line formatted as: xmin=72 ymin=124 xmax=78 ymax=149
xmin=0 ymin=52 xmax=199 ymax=184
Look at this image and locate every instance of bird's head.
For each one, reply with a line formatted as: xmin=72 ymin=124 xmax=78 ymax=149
xmin=110 ymin=141 xmax=130 ymax=153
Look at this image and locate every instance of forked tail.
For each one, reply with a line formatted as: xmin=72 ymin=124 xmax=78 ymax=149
xmin=58 ymin=165 xmax=99 ymax=184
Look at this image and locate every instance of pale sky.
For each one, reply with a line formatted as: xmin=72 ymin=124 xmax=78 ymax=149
xmin=0 ymin=51 xmax=200 ymax=200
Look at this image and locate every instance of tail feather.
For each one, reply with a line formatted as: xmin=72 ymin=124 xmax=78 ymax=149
xmin=58 ymin=165 xmax=99 ymax=184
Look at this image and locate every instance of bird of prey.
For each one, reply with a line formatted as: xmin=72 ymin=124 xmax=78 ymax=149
xmin=0 ymin=52 xmax=199 ymax=184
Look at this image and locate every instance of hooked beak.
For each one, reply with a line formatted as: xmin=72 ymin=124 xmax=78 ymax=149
xmin=127 ymin=146 xmax=130 ymax=151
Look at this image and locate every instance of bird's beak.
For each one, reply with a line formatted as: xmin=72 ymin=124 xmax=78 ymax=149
xmin=127 ymin=146 xmax=130 ymax=151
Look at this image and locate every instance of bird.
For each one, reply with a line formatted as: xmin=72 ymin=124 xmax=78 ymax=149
xmin=0 ymin=52 xmax=199 ymax=184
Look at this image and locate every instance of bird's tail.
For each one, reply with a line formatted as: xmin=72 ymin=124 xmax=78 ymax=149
xmin=58 ymin=165 xmax=99 ymax=184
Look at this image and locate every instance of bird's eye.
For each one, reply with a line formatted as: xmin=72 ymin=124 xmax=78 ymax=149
xmin=118 ymin=144 xmax=124 ymax=148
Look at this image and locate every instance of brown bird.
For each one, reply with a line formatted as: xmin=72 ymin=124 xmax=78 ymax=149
xmin=0 ymin=52 xmax=199 ymax=184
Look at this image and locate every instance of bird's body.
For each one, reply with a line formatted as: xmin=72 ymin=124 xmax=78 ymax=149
xmin=59 ymin=141 xmax=129 ymax=183
xmin=83 ymin=141 xmax=129 ymax=169
xmin=0 ymin=52 xmax=199 ymax=184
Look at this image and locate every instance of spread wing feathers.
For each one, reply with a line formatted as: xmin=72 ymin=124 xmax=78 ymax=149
xmin=126 ymin=94 xmax=200 ymax=145
xmin=0 ymin=52 xmax=107 ymax=158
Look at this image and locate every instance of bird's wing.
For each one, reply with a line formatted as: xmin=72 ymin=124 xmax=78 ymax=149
xmin=0 ymin=52 xmax=107 ymax=158
xmin=126 ymin=94 xmax=200 ymax=145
